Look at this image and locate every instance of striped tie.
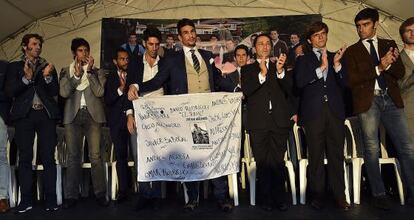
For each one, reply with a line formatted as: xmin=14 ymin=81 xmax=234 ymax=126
xmin=190 ymin=49 xmax=200 ymax=73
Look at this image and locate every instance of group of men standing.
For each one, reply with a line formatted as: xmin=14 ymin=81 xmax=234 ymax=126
xmin=0 ymin=7 xmax=414 ymax=216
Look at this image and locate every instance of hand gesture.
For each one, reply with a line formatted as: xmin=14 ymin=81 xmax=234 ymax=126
xmin=320 ymin=48 xmax=328 ymax=71
xmin=127 ymin=114 xmax=136 ymax=135
xmin=127 ymin=84 xmax=139 ymax=101
xmin=23 ymin=59 xmax=33 ymax=80
xmin=259 ymin=59 xmax=267 ymax=77
xmin=43 ymin=63 xmax=54 ymax=77
xmin=119 ymin=72 xmax=126 ymax=92
xmin=86 ymin=55 xmax=94 ymax=71
xmin=276 ymin=53 xmax=286 ymax=74
xmin=379 ymin=47 xmax=398 ymax=71
xmin=74 ymin=56 xmax=82 ymax=77
xmin=334 ymin=45 xmax=347 ymax=66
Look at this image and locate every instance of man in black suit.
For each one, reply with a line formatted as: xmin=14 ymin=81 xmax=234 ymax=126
xmin=128 ymin=19 xmax=236 ymax=212
xmin=104 ymin=48 xmax=130 ymax=203
xmin=295 ymin=21 xmax=350 ymax=210
xmin=241 ymin=33 xmax=293 ymax=211
xmin=6 ymin=34 xmax=60 ymax=213
xmin=125 ymin=27 xmax=165 ymax=211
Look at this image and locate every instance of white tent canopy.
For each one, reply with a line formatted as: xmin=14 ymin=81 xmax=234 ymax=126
xmin=0 ymin=0 xmax=410 ymax=70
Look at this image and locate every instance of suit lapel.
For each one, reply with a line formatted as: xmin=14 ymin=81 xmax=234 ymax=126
xmin=401 ymin=50 xmax=414 ymax=69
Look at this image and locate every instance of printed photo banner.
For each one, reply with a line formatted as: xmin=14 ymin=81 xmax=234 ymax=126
xmin=133 ymin=92 xmax=242 ymax=182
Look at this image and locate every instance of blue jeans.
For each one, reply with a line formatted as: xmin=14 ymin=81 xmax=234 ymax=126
xmin=358 ymin=94 xmax=414 ymax=198
xmin=0 ymin=117 xmax=8 ymax=199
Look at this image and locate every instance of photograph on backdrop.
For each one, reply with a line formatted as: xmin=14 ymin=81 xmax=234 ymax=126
xmin=100 ymin=15 xmax=322 ymax=72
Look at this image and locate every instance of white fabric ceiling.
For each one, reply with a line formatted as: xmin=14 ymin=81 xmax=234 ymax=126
xmin=0 ymin=0 xmax=410 ymax=70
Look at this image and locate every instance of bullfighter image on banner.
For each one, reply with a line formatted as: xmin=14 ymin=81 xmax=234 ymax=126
xmin=133 ymin=92 xmax=242 ymax=182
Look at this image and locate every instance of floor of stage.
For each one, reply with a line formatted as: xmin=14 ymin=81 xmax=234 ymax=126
xmin=1 ymin=185 xmax=413 ymax=220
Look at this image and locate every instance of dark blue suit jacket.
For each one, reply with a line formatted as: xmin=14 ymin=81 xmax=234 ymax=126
xmin=0 ymin=60 xmax=11 ymax=123
xmin=104 ymin=70 xmax=128 ymax=129
xmin=294 ymin=51 xmax=346 ymax=125
xmin=138 ymin=49 xmax=235 ymax=94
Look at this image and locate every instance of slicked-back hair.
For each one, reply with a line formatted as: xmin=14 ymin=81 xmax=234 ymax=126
xmin=354 ymin=8 xmax=379 ymax=24
xmin=253 ymin=33 xmax=272 ymax=47
xmin=177 ymin=18 xmax=195 ymax=36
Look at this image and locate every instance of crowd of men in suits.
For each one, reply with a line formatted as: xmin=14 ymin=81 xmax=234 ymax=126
xmin=0 ymin=7 xmax=414 ymax=215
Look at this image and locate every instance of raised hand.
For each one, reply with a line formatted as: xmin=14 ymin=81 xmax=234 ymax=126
xmin=379 ymin=47 xmax=398 ymax=71
xmin=86 ymin=55 xmax=94 ymax=71
xmin=74 ymin=56 xmax=82 ymax=77
xmin=259 ymin=59 xmax=267 ymax=77
xmin=43 ymin=63 xmax=54 ymax=77
xmin=23 ymin=59 xmax=33 ymax=81
xmin=334 ymin=45 xmax=347 ymax=67
xmin=320 ymin=48 xmax=328 ymax=72
xmin=276 ymin=53 xmax=286 ymax=74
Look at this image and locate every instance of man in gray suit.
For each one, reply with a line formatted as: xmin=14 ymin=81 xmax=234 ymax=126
xmin=59 ymin=38 xmax=108 ymax=208
xmin=399 ymin=17 xmax=414 ymax=140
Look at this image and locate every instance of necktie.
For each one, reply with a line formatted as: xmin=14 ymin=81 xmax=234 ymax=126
xmin=367 ymin=39 xmax=387 ymax=90
xmin=190 ymin=49 xmax=200 ymax=73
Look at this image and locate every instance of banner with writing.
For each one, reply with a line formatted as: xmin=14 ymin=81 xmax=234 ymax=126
xmin=133 ymin=92 xmax=242 ymax=182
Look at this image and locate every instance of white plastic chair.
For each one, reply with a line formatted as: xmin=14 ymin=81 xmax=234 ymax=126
xmin=344 ymin=118 xmax=405 ymax=205
xmin=6 ymin=129 xmax=17 ymax=208
xmin=293 ymin=123 xmax=350 ymax=205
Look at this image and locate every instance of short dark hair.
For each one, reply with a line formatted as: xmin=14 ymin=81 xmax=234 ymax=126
xmin=143 ymin=26 xmax=162 ymax=42
xmin=210 ymin=35 xmax=218 ymax=40
xmin=291 ymin=33 xmax=300 ymax=38
xmin=234 ymin=44 xmax=249 ymax=57
xmin=177 ymin=18 xmax=195 ymax=35
xmin=354 ymin=8 xmax=379 ymax=24
xmin=306 ymin=21 xmax=329 ymax=40
xmin=113 ymin=47 xmax=128 ymax=60
xmin=21 ymin=33 xmax=43 ymax=53
xmin=128 ymin=32 xmax=137 ymax=37
xmin=166 ymin=33 xmax=174 ymax=39
xmin=71 ymin=38 xmax=90 ymax=54
xmin=253 ymin=33 xmax=272 ymax=47
xmin=400 ymin=17 xmax=414 ymax=42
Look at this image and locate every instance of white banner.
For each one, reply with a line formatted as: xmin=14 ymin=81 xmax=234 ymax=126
xmin=133 ymin=92 xmax=242 ymax=182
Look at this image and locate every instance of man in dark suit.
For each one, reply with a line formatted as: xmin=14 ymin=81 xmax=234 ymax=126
xmin=241 ymin=33 xmax=293 ymax=211
xmin=125 ymin=27 xmax=164 ymax=211
xmin=295 ymin=21 xmax=350 ymax=210
xmin=345 ymin=8 xmax=414 ymax=210
xmin=5 ymin=34 xmax=60 ymax=213
xmin=128 ymin=19 xmax=236 ymax=212
xmin=104 ymin=48 xmax=130 ymax=203
xmin=0 ymin=60 xmax=11 ymax=213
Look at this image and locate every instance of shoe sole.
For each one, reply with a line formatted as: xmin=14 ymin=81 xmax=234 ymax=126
xmin=16 ymin=206 xmax=33 ymax=213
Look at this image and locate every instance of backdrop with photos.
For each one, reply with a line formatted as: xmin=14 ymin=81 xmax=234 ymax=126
xmin=100 ymin=15 xmax=322 ymax=70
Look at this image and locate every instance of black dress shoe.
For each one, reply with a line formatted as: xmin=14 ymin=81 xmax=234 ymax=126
xmin=372 ymin=195 xmax=392 ymax=210
xmin=116 ymin=193 xmax=128 ymax=204
xmin=63 ymin=199 xmax=77 ymax=209
xmin=275 ymin=202 xmax=288 ymax=212
xmin=96 ymin=196 xmax=109 ymax=207
xmin=152 ymin=198 xmax=162 ymax=211
xmin=217 ymin=199 xmax=233 ymax=213
xmin=310 ymin=199 xmax=324 ymax=210
xmin=261 ymin=200 xmax=273 ymax=212
xmin=135 ymin=197 xmax=149 ymax=211
xmin=184 ymin=200 xmax=198 ymax=212
xmin=336 ymin=199 xmax=351 ymax=211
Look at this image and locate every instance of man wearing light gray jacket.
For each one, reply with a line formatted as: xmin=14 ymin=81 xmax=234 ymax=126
xmin=59 ymin=38 xmax=108 ymax=209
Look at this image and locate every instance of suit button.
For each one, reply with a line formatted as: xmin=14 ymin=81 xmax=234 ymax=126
xmin=323 ymin=85 xmax=327 ymax=88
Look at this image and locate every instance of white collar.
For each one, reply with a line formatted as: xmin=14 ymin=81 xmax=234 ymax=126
xmin=183 ymin=45 xmax=198 ymax=54
xmin=142 ymin=53 xmax=160 ymax=66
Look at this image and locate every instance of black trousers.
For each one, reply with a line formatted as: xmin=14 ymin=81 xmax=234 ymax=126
xmin=303 ymin=102 xmax=345 ymax=200
xmin=15 ymin=109 xmax=57 ymax=206
xmin=249 ymin=113 xmax=289 ymax=204
xmin=185 ymin=176 xmax=228 ymax=202
xmin=109 ymin=125 xmax=130 ymax=194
